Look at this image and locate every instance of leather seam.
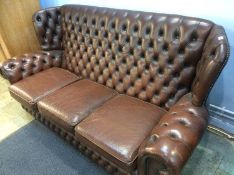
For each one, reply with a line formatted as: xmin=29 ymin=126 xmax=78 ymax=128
xmin=76 ymin=131 xmax=136 ymax=166
xmin=9 ymin=88 xmax=34 ymax=104
xmin=9 ymin=76 xmax=79 ymax=105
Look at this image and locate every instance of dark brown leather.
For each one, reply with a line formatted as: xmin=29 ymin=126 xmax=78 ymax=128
xmin=1 ymin=50 xmax=65 ymax=84
xmin=76 ymin=95 xmax=166 ymax=171
xmin=192 ymin=25 xmax=230 ymax=106
xmin=38 ymin=79 xmax=117 ymax=132
xmin=60 ymin=5 xmax=214 ymax=110
xmin=9 ymin=67 xmax=79 ymax=109
xmin=138 ymin=93 xmax=208 ymax=175
xmin=0 ymin=4 xmax=230 ymax=175
xmin=33 ymin=7 xmax=63 ymax=50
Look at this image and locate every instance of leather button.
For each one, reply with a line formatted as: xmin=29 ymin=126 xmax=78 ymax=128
xmin=31 ymin=5 xmax=227 ymax=111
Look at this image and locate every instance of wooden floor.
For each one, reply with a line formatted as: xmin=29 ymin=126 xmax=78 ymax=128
xmin=0 ymin=76 xmax=233 ymax=175
xmin=0 ymin=77 xmax=33 ymax=141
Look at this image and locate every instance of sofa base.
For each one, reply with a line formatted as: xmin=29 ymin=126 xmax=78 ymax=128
xmin=21 ymin=105 xmax=136 ymax=175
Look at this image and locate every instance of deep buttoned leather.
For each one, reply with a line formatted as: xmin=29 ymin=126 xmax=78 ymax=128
xmin=138 ymin=93 xmax=208 ymax=175
xmin=0 ymin=4 xmax=230 ymax=175
xmin=32 ymin=7 xmax=63 ymax=50
xmin=59 ymin=5 xmax=214 ymax=110
xmin=7 ymin=4 xmax=229 ymax=109
xmin=1 ymin=50 xmax=65 ymax=84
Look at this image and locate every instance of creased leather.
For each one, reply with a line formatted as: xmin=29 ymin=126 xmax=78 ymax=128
xmin=138 ymin=93 xmax=208 ymax=175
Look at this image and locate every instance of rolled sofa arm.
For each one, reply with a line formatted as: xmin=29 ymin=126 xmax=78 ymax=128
xmin=138 ymin=93 xmax=208 ymax=175
xmin=1 ymin=50 xmax=65 ymax=84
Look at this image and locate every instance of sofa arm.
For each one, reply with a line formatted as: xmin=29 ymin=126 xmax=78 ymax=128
xmin=192 ymin=25 xmax=229 ymax=106
xmin=1 ymin=50 xmax=65 ymax=84
xmin=138 ymin=93 xmax=208 ymax=175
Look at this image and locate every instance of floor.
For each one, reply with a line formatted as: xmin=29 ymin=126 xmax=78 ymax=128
xmin=0 ymin=76 xmax=233 ymax=175
xmin=0 ymin=77 xmax=33 ymax=141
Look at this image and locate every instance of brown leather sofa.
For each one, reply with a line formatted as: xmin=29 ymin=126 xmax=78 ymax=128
xmin=0 ymin=5 xmax=230 ymax=175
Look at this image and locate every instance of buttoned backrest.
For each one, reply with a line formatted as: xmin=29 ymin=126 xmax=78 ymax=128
xmin=32 ymin=7 xmax=63 ymax=50
xmin=33 ymin=5 xmax=223 ymax=110
xmin=61 ymin=5 xmax=215 ymax=109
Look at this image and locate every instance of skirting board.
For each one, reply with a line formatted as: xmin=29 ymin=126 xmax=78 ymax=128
xmin=208 ymin=104 xmax=234 ymax=135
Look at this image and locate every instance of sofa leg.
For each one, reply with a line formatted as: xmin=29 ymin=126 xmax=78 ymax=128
xmin=138 ymin=156 xmax=170 ymax=175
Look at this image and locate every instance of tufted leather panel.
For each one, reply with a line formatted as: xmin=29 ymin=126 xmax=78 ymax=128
xmin=38 ymin=79 xmax=117 ymax=132
xmin=76 ymin=95 xmax=166 ymax=171
xmin=1 ymin=50 xmax=65 ymax=84
xmin=138 ymin=93 xmax=208 ymax=175
xmin=0 ymin=4 xmax=230 ymax=175
xmin=33 ymin=7 xmax=63 ymax=50
xmin=61 ymin=5 xmax=214 ymax=110
xmin=192 ymin=25 xmax=230 ymax=106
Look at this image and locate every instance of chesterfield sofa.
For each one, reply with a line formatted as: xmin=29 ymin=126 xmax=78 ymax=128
xmin=0 ymin=5 xmax=229 ymax=175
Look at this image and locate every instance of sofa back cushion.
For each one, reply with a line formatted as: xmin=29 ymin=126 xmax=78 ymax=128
xmin=59 ymin=5 xmax=214 ymax=109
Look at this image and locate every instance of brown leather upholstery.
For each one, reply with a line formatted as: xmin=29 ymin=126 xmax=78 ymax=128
xmin=38 ymin=79 xmax=117 ymax=132
xmin=9 ymin=67 xmax=79 ymax=109
xmin=1 ymin=50 xmax=65 ymax=84
xmin=192 ymin=25 xmax=230 ymax=106
xmin=0 ymin=4 xmax=230 ymax=175
xmin=33 ymin=7 xmax=63 ymax=50
xmin=60 ymin=5 xmax=214 ymax=110
xmin=138 ymin=93 xmax=208 ymax=175
xmin=76 ymin=95 xmax=166 ymax=171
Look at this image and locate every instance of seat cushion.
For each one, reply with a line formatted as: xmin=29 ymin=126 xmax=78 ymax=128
xmin=75 ymin=95 xmax=166 ymax=171
xmin=9 ymin=67 xmax=79 ymax=109
xmin=38 ymin=80 xmax=117 ymax=132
